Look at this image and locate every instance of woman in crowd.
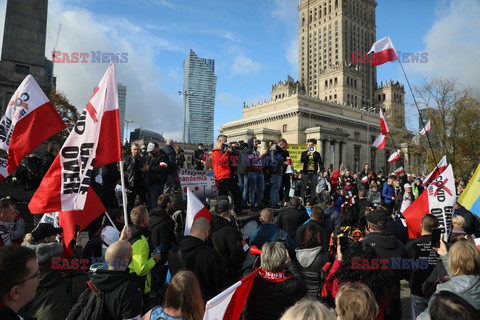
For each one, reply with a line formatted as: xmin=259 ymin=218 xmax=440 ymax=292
xmin=280 ymin=299 xmax=335 ymax=320
xmin=328 ymin=206 xmax=366 ymax=256
xmin=323 ymin=241 xmax=388 ymax=319
xmin=143 ymin=270 xmax=204 ymax=320
xmin=295 ymin=224 xmax=333 ymax=298
xmin=246 ymin=241 xmax=307 ymax=320
xmin=335 ymin=282 xmax=379 ymax=320
xmin=417 ymin=240 xmax=480 ymax=320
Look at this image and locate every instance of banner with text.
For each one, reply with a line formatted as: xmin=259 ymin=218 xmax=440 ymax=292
xmin=179 ymin=168 xmax=218 ymax=199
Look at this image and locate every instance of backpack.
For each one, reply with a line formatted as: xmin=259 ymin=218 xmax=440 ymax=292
xmin=66 ymin=280 xmax=104 ymax=320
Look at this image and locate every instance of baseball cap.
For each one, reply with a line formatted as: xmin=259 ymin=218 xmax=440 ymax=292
xmin=366 ymin=210 xmax=387 ymax=227
xmin=404 ymin=183 xmax=412 ymax=188
xmin=32 ymin=223 xmax=63 ymax=241
xmin=215 ymin=200 xmax=233 ymax=214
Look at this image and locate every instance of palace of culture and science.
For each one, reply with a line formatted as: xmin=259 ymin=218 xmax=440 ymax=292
xmin=220 ymin=0 xmax=420 ymax=173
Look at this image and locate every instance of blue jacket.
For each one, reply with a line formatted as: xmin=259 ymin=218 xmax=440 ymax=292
xmin=249 ymin=223 xmax=296 ymax=253
xmin=382 ymin=183 xmax=395 ymax=204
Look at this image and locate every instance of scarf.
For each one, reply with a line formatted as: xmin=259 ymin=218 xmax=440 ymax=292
xmin=259 ymin=268 xmax=292 ymax=283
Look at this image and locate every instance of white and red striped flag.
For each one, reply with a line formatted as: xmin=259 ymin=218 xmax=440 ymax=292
xmin=403 ymin=165 xmax=455 ymax=239
xmin=28 ymin=63 xmax=121 ymax=255
xmin=203 ymin=269 xmax=260 ymax=320
xmin=373 ymin=133 xmax=386 ymax=150
xmin=394 ymin=166 xmax=404 ymax=176
xmin=368 ymin=36 xmax=398 ymax=67
xmin=379 ymin=109 xmax=389 ymax=135
xmin=185 ymin=187 xmax=212 ymax=235
xmin=419 ymin=120 xmax=431 ymax=135
xmin=0 ymin=75 xmax=65 ymax=179
xmin=422 ymin=155 xmax=448 ymax=187
xmin=388 ymin=150 xmax=402 ymax=163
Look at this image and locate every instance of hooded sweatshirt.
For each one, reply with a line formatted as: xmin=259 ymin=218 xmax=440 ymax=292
xmin=89 ymin=268 xmax=143 ymax=320
xmin=295 ymin=246 xmax=332 ymax=298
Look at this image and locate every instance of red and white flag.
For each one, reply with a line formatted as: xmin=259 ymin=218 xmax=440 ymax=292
xmin=203 ymin=269 xmax=259 ymax=320
xmin=422 ymin=155 xmax=448 ymax=187
xmin=185 ymin=187 xmax=212 ymax=235
xmin=361 ymin=176 xmax=369 ymax=184
xmin=368 ymin=36 xmax=398 ymax=67
xmin=419 ymin=120 xmax=431 ymax=135
xmin=379 ymin=109 xmax=389 ymax=135
xmin=388 ymin=150 xmax=402 ymax=163
xmin=403 ymin=165 xmax=455 ymax=239
xmin=28 ymin=63 xmax=121 ymax=255
xmin=0 ymin=75 xmax=65 ymax=179
xmin=373 ymin=133 xmax=386 ymax=150
xmin=394 ymin=166 xmax=404 ymax=176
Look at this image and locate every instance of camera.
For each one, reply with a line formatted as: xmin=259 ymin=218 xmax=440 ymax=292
xmin=308 ymin=146 xmax=316 ymax=153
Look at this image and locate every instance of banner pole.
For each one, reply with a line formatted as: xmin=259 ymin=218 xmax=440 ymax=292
xmin=119 ymin=160 xmax=129 ymax=229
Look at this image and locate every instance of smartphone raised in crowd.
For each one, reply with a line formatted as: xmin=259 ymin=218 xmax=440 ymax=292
xmin=431 ymin=228 xmax=442 ymax=248
xmin=339 ymin=236 xmax=350 ymax=254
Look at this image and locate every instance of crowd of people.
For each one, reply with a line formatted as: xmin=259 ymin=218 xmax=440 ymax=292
xmin=0 ymin=134 xmax=480 ymax=320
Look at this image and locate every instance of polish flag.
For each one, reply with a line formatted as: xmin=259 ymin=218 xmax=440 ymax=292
xmin=203 ymin=268 xmax=260 ymax=320
xmin=403 ymin=165 xmax=455 ymax=239
xmin=422 ymin=155 xmax=448 ymax=187
xmin=379 ymin=109 xmax=389 ymax=135
xmin=394 ymin=166 xmax=404 ymax=176
xmin=185 ymin=187 xmax=212 ymax=236
xmin=0 ymin=75 xmax=65 ymax=179
xmin=388 ymin=150 xmax=402 ymax=163
xmin=420 ymin=120 xmax=431 ymax=135
xmin=373 ymin=133 xmax=386 ymax=150
xmin=28 ymin=63 xmax=121 ymax=254
xmin=361 ymin=176 xmax=369 ymax=184
xmin=368 ymin=36 xmax=398 ymax=67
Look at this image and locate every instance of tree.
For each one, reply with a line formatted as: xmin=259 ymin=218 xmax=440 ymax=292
xmin=415 ymin=78 xmax=480 ymax=178
xmin=48 ymin=89 xmax=79 ymax=146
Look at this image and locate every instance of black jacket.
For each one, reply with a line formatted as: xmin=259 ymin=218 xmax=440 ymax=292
xmin=295 ymin=246 xmax=333 ymax=298
xmin=362 ymin=232 xmax=407 ymax=300
xmin=123 ymin=155 xmax=146 ymax=189
xmin=163 ymin=145 xmax=177 ymax=174
xmin=246 ymin=262 xmax=307 ymax=320
xmin=145 ymin=150 xmax=169 ymax=185
xmin=149 ymin=207 xmax=175 ymax=266
xmin=268 ymin=144 xmax=284 ymax=174
xmin=89 ymin=269 xmax=143 ymax=320
xmin=209 ymin=215 xmax=245 ymax=285
xmin=405 ymin=235 xmax=440 ymax=296
xmin=300 ymin=150 xmax=323 ymax=174
xmin=192 ymin=148 xmax=205 ymax=170
xmin=275 ymin=206 xmax=310 ymax=240
xmin=386 ymin=215 xmax=409 ymax=245
xmin=168 ymin=236 xmax=225 ymax=301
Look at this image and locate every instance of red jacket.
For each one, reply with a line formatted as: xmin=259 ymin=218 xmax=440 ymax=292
xmin=212 ymin=148 xmax=231 ymax=180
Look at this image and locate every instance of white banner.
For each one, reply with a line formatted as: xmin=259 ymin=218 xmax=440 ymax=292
xmin=178 ymin=168 xmax=218 ymax=199
xmin=427 ymin=164 xmax=455 ymax=236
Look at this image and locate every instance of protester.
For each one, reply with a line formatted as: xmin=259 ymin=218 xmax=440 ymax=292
xmin=448 ymin=215 xmax=468 ymax=242
xmin=335 ymin=283 xmax=379 ymax=320
xmin=0 ymin=246 xmax=39 ymax=320
xmin=22 ymin=223 xmax=70 ymax=320
xmin=101 ymin=207 xmax=125 ymax=251
xmin=418 ymin=240 xmax=480 ymax=319
xmin=40 ymin=141 xmax=60 ymax=177
xmin=295 ymin=223 xmax=333 ymax=298
xmin=362 ymin=210 xmax=407 ymax=320
xmin=249 ymin=208 xmax=296 ymax=253
xmin=296 ymin=205 xmax=331 ymax=247
xmin=246 ymin=137 xmax=266 ymax=211
xmin=163 ymin=139 xmax=178 ymax=194
xmin=168 ymin=217 xmax=224 ymax=301
xmin=275 ymin=197 xmax=310 ymax=240
xmin=395 ymin=183 xmax=414 ymax=213
xmin=88 ymin=240 xmax=143 ymax=320
xmin=269 ymin=139 xmax=286 ymax=209
xmin=367 ymin=181 xmax=382 ymax=208
xmin=143 ymin=270 xmax=204 ymax=320
xmin=129 ymin=205 xmax=161 ymax=314
xmin=429 ymin=291 xmax=480 ymax=320
xmin=280 ymin=299 xmax=335 ymax=320
xmin=278 ymin=139 xmax=292 ymax=206
xmin=144 ymin=142 xmax=170 ymax=210
xmin=192 ymin=143 xmax=206 ymax=170
xmin=0 ymin=199 xmax=16 ymax=247
xmin=246 ymin=242 xmax=307 ymax=320
xmin=211 ymin=134 xmax=242 ymax=215
xmin=328 ymin=206 xmax=366 ymax=256
xmin=404 ymin=214 xmax=440 ymax=318
xmin=300 ymin=139 xmax=324 ymax=204
xmin=175 ymin=146 xmax=185 ymax=169
xmin=124 ymin=143 xmax=148 ymax=215
xmin=236 ymin=141 xmax=249 ymax=209
xmin=381 ymin=176 xmax=396 ymax=211
xmin=209 ymin=200 xmax=245 ymax=286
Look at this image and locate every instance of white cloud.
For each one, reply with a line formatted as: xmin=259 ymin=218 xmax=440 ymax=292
xmin=271 ymin=0 xmax=298 ymax=23
xmin=410 ymin=0 xmax=480 ymax=89
xmin=231 ymin=54 xmax=261 ymax=76
xmin=154 ymin=0 xmax=174 ymax=9
xmin=46 ymin=0 xmax=184 ymax=140
xmin=286 ymin=37 xmax=298 ymax=70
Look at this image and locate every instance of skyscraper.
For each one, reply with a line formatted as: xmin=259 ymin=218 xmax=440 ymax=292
xmin=182 ymin=49 xmax=216 ymax=144
xmin=117 ymin=83 xmax=127 ymax=142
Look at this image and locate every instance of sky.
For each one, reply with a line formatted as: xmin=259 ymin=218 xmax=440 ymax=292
xmin=0 ymin=0 xmax=479 ymax=142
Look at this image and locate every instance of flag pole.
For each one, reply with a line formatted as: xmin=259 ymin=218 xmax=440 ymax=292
xmin=119 ymin=159 xmax=129 ymax=229
xmin=397 ymin=59 xmax=439 ymax=169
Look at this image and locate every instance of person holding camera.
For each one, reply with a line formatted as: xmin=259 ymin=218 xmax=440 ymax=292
xmin=211 ymin=135 xmax=242 ymax=215
xmin=300 ymin=139 xmax=324 ymax=204
xmin=192 ymin=143 xmax=206 ymax=170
